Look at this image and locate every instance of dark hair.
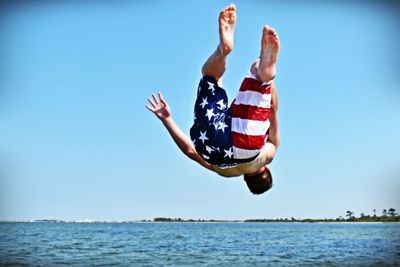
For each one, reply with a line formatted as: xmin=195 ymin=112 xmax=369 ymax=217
xmin=243 ymin=167 xmax=273 ymax=195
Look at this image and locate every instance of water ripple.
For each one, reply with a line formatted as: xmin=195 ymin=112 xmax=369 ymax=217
xmin=0 ymin=222 xmax=399 ymax=266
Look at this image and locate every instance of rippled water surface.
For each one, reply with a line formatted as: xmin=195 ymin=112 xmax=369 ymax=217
xmin=1 ymin=222 xmax=399 ymax=266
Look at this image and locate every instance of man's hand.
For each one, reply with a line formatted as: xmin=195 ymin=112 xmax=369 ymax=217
xmin=145 ymin=92 xmax=214 ymax=172
xmin=146 ymin=92 xmax=171 ymax=122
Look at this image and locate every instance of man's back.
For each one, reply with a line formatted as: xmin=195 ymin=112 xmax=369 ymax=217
xmin=212 ymin=141 xmax=277 ymax=177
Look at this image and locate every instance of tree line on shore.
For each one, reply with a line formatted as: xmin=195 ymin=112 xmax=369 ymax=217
xmin=148 ymin=208 xmax=399 ymax=223
xmin=340 ymin=208 xmax=399 ymax=222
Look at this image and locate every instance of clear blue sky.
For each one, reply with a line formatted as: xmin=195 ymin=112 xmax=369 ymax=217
xmin=1 ymin=1 xmax=399 ymax=221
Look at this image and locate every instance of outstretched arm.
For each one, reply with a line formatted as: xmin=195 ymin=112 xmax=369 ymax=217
xmin=146 ymin=92 xmax=214 ymax=171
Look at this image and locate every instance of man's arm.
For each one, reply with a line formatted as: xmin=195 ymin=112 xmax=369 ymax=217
xmin=267 ymin=81 xmax=280 ymax=150
xmin=146 ymin=92 xmax=214 ymax=171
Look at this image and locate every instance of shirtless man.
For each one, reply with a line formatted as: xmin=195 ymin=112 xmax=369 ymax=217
xmin=146 ymin=4 xmax=280 ymax=195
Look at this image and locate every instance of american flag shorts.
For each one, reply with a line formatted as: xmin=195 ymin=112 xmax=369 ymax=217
xmin=190 ymin=75 xmax=271 ymax=167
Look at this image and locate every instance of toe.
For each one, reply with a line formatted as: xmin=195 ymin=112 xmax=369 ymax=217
xmin=227 ymin=4 xmax=236 ymax=11
xmin=263 ymin=25 xmax=270 ymax=34
xmin=228 ymin=12 xmax=236 ymax=22
xmin=219 ymin=11 xmax=227 ymax=22
xmin=263 ymin=26 xmax=278 ymax=37
xmin=223 ymin=4 xmax=236 ymax=13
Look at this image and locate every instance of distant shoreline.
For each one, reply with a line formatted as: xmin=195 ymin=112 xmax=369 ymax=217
xmin=1 ymin=218 xmax=399 ymax=224
xmin=0 ymin=221 xmax=398 ymax=224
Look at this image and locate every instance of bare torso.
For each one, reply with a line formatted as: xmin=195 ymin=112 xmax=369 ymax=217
xmin=212 ymin=142 xmax=276 ymax=177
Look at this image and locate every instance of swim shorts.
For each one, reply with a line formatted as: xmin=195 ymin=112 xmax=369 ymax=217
xmin=190 ymin=75 xmax=271 ymax=167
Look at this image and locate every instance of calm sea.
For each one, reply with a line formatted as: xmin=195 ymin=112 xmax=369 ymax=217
xmin=0 ymin=222 xmax=399 ymax=266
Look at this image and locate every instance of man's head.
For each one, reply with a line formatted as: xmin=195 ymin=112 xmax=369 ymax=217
xmin=243 ymin=166 xmax=273 ymax=195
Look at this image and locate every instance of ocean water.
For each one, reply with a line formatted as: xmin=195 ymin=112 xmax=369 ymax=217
xmin=0 ymin=222 xmax=399 ymax=266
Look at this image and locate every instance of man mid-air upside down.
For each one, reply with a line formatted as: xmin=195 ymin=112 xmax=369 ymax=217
xmin=146 ymin=4 xmax=280 ymax=195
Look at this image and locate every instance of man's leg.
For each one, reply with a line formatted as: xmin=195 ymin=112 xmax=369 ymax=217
xmin=230 ymin=26 xmax=280 ymax=160
xmin=201 ymin=4 xmax=236 ymax=84
xmin=190 ymin=5 xmax=237 ymax=165
xmin=250 ymin=26 xmax=280 ymax=83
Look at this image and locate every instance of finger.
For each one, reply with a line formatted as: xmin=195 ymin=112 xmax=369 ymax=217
xmin=158 ymin=92 xmax=167 ymax=105
xmin=152 ymin=93 xmax=159 ymax=105
xmin=145 ymin=104 xmax=155 ymax=112
xmin=147 ymin=97 xmax=156 ymax=108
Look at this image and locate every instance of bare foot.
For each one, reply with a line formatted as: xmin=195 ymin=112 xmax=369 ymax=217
xmin=258 ymin=26 xmax=280 ymax=82
xmin=218 ymin=4 xmax=236 ymax=56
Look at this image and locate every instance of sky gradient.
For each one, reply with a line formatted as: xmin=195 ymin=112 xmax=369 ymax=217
xmin=1 ymin=0 xmax=400 ymax=221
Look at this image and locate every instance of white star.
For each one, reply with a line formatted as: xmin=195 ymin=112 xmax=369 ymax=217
xmin=224 ymin=147 xmax=234 ymax=158
xmin=205 ymin=108 xmax=215 ymax=121
xmin=205 ymin=145 xmax=214 ymax=154
xmin=216 ymin=99 xmax=226 ymax=110
xmin=199 ymin=97 xmax=208 ymax=109
xmin=202 ymin=154 xmax=210 ymax=160
xmin=207 ymin=81 xmax=215 ymax=94
xmin=213 ymin=122 xmax=219 ymax=130
xmin=192 ymin=139 xmax=196 ymax=147
xmin=217 ymin=121 xmax=228 ymax=132
xmin=212 ymin=146 xmax=220 ymax=152
xmin=199 ymin=131 xmax=209 ymax=144
xmin=198 ymin=85 xmax=201 ymax=93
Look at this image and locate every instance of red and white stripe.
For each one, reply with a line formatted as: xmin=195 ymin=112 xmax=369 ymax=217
xmin=231 ymin=75 xmax=272 ymax=159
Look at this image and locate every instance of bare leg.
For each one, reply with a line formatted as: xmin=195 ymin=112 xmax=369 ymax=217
xmin=251 ymin=26 xmax=280 ymax=83
xmin=202 ymin=4 xmax=236 ymax=83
